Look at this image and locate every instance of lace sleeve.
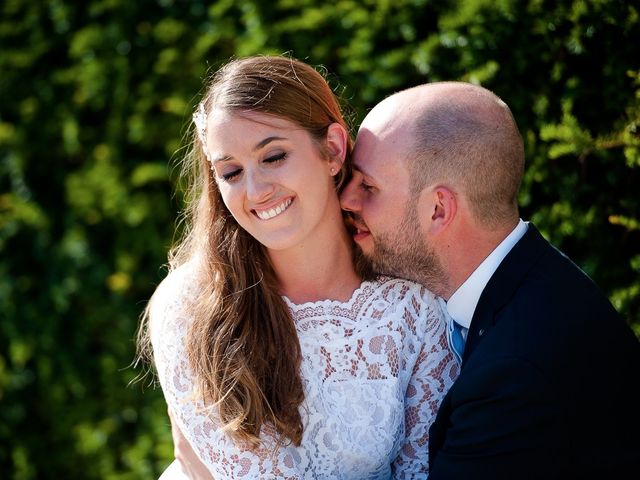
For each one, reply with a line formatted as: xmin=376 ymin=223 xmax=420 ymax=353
xmin=391 ymin=290 xmax=459 ymax=478
xmin=149 ymin=266 xmax=302 ymax=478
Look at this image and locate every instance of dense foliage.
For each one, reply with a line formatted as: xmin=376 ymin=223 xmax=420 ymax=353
xmin=1 ymin=0 xmax=638 ymax=477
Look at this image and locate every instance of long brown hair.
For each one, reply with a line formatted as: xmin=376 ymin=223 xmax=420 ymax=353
xmin=138 ymin=56 xmax=354 ymax=447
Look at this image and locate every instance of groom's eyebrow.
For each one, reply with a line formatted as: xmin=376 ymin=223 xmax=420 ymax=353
xmin=352 ymin=164 xmax=374 ymax=180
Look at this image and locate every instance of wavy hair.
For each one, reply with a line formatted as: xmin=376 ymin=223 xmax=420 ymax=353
xmin=138 ymin=55 xmax=357 ymax=447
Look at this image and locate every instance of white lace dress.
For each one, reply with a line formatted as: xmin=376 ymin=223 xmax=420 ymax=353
xmin=150 ymin=266 xmax=459 ymax=479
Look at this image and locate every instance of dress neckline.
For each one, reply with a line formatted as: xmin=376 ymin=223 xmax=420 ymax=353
xmin=282 ymin=278 xmax=379 ymax=311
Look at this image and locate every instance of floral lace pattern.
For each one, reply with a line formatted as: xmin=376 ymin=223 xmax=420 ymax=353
xmin=150 ymin=265 xmax=459 ymax=479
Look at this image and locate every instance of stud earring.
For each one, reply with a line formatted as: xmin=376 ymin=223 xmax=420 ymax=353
xmin=330 ymin=168 xmax=336 ymax=175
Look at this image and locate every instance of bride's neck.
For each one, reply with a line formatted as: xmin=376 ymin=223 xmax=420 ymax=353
xmin=268 ymin=226 xmax=361 ymax=305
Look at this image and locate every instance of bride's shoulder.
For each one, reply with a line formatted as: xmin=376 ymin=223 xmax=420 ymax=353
xmin=367 ymin=276 xmax=447 ymax=340
xmin=155 ymin=260 xmax=201 ymax=299
xmin=367 ymin=275 xmax=439 ymax=307
xmin=148 ymin=260 xmax=203 ymax=332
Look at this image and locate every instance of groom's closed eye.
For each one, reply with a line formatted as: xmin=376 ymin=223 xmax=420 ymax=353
xmin=359 ymin=180 xmax=374 ymax=192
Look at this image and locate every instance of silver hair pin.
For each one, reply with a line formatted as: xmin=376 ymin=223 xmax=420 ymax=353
xmin=193 ymin=102 xmax=212 ymax=162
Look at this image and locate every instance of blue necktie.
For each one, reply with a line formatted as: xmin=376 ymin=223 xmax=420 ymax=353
xmin=448 ymin=317 xmax=466 ymax=364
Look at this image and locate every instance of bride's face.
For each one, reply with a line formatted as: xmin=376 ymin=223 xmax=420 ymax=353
xmin=204 ymin=109 xmax=343 ymax=251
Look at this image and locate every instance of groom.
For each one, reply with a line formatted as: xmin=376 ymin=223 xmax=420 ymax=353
xmin=340 ymin=82 xmax=640 ymax=479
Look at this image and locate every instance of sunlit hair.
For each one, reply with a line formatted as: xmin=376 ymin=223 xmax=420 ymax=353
xmin=138 ymin=55 xmax=357 ymax=447
xmin=407 ymin=82 xmax=524 ymax=229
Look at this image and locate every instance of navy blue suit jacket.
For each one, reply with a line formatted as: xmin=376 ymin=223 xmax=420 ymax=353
xmin=428 ymin=224 xmax=640 ymax=479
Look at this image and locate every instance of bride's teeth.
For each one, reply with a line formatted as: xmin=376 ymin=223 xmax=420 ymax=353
xmin=256 ymin=199 xmax=291 ymax=220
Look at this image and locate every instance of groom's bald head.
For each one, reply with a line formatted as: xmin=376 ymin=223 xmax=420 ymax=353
xmin=368 ymin=82 xmax=525 ymax=229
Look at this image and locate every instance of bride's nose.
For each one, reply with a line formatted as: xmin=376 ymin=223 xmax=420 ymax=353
xmin=246 ymin=171 xmax=274 ymax=203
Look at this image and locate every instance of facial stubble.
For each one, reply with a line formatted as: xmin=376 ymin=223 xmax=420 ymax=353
xmin=364 ymin=198 xmax=448 ymax=297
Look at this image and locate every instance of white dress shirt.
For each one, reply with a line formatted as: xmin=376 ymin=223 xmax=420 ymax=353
xmin=446 ymin=219 xmax=528 ymax=339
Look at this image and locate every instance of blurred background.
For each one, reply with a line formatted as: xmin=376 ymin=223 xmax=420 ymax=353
xmin=1 ymin=0 xmax=638 ymax=478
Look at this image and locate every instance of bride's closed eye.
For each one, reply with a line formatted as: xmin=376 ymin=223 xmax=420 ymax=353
xmin=218 ymin=152 xmax=286 ymax=182
xmin=221 ymin=168 xmax=242 ymax=182
xmin=264 ymin=152 xmax=287 ymax=164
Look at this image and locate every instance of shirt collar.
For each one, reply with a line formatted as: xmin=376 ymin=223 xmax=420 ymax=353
xmin=446 ymin=219 xmax=528 ymax=329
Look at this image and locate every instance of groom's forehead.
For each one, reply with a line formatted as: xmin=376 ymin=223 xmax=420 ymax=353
xmin=355 ymin=124 xmax=411 ymax=163
xmin=353 ymin=146 xmax=412 ymax=192
xmin=352 ymin=129 xmax=382 ymax=173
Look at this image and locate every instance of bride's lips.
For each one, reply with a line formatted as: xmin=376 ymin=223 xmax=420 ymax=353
xmin=251 ymin=197 xmax=294 ymax=220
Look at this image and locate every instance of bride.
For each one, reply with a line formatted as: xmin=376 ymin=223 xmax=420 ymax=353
xmin=137 ymin=55 xmax=457 ymax=479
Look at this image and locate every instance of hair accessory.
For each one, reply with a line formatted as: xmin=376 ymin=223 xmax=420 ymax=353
xmin=193 ymin=102 xmax=212 ymax=162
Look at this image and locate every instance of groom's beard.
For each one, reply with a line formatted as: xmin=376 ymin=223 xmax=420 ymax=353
xmin=365 ymin=203 xmax=448 ymax=296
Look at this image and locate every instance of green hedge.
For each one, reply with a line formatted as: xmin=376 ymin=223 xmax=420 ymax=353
xmin=1 ymin=0 xmax=638 ymax=478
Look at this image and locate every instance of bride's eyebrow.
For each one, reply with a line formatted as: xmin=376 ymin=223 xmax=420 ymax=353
xmin=213 ymin=136 xmax=288 ymax=164
xmin=253 ymin=136 xmax=287 ymax=151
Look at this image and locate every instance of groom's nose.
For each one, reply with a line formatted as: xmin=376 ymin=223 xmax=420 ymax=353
xmin=339 ymin=177 xmax=361 ymax=213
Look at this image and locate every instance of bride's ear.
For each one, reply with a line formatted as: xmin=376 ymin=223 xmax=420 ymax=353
xmin=325 ymin=123 xmax=348 ymax=174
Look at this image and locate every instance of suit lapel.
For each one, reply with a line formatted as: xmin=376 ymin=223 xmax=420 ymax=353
xmin=461 ymin=224 xmax=549 ymax=364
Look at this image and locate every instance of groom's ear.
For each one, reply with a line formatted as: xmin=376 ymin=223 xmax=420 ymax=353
xmin=423 ymin=186 xmax=457 ymax=235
